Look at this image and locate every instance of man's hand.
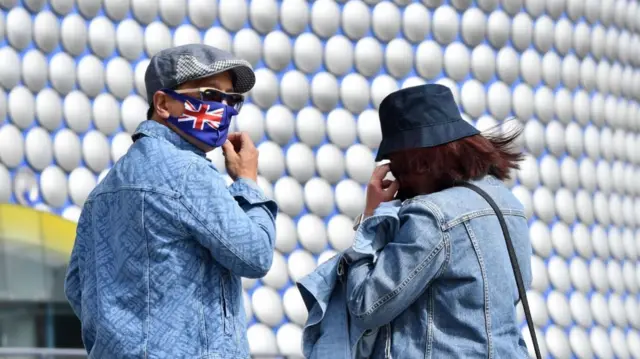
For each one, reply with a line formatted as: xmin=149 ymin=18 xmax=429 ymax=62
xmin=364 ymin=164 xmax=399 ymax=217
xmin=222 ymin=132 xmax=259 ymax=182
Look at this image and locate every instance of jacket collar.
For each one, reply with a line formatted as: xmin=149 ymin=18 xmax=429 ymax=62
xmin=132 ymin=120 xmax=206 ymax=157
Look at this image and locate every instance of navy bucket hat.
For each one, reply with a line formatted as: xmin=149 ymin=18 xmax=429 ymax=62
xmin=375 ymin=84 xmax=480 ymax=161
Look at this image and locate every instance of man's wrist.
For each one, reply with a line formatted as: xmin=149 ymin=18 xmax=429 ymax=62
xmin=236 ymin=175 xmax=258 ymax=183
xmin=235 ymin=173 xmax=257 ymax=182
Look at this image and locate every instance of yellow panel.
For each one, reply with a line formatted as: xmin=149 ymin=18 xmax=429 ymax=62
xmin=0 ymin=204 xmax=76 ymax=259
xmin=40 ymin=211 xmax=76 ymax=255
xmin=0 ymin=205 xmax=42 ymax=246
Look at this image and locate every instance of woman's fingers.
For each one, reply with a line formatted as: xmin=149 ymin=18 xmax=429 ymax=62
xmin=387 ymin=180 xmax=399 ymax=193
xmin=384 ymin=180 xmax=400 ymax=201
xmin=371 ymin=164 xmax=391 ymax=186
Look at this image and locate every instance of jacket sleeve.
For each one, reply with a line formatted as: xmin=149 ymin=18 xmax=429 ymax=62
xmin=178 ymin=160 xmax=278 ymax=278
xmin=64 ymin=238 xmax=83 ymax=319
xmin=345 ymin=200 xmax=450 ymax=329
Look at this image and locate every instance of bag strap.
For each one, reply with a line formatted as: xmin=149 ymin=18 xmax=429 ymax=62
xmin=454 ymin=182 xmax=542 ymax=359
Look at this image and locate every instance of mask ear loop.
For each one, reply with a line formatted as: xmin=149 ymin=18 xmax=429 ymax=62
xmin=162 ymin=89 xmax=190 ymax=105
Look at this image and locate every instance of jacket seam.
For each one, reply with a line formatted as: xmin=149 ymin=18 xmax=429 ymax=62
xmin=88 ymin=186 xmax=191 ymax=235
xmin=405 ymin=196 xmax=526 ymax=231
xmin=406 ymin=199 xmax=447 ymax=229
xmin=88 ymin=185 xmax=181 ymax=201
xmin=425 ymin=286 xmax=435 ymax=359
xmin=90 ymin=187 xmax=191 ymax=237
xmin=424 ymin=231 xmax=451 ymax=359
xmin=353 ymin=201 xmax=450 ymax=319
xmin=353 ymin=238 xmax=446 ymax=319
xmin=177 ymin=197 xmax=265 ymax=274
xmin=463 ymin=220 xmax=493 ymax=359
xmin=444 ymin=209 xmax=526 ymax=230
xmin=173 ymin=199 xmax=191 ymax=236
xmin=142 ymin=192 xmax=150 ymax=359
xmin=200 ymin=260 xmax=208 ymax=354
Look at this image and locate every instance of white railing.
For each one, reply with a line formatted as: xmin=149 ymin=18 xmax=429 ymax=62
xmin=0 ymin=348 xmax=298 ymax=359
xmin=0 ymin=348 xmax=86 ymax=358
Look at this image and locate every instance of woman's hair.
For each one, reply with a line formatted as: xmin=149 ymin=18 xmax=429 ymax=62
xmin=388 ymin=123 xmax=524 ymax=195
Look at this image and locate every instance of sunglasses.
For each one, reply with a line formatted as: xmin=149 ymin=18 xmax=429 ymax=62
xmin=174 ymin=87 xmax=245 ymax=111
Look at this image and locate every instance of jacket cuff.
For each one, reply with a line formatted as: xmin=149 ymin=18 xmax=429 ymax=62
xmin=229 ymin=178 xmax=278 ymax=215
xmin=351 ymin=200 xmax=402 ymax=255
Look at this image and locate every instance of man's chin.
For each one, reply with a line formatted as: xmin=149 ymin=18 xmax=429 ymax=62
xmin=165 ymin=122 xmax=215 ymax=152
xmin=190 ymin=138 xmax=215 ymax=153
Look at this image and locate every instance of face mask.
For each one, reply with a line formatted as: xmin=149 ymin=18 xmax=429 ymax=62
xmin=162 ymin=89 xmax=238 ymax=148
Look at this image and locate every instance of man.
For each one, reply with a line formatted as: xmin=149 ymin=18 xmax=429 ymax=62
xmin=64 ymin=44 xmax=277 ymax=358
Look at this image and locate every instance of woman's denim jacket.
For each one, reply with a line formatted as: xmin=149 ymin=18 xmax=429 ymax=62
xmin=300 ymin=176 xmax=532 ymax=358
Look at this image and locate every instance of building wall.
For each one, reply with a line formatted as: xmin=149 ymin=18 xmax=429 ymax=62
xmin=0 ymin=0 xmax=639 ymax=358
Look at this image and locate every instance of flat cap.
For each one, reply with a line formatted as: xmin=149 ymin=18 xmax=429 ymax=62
xmin=144 ymin=44 xmax=255 ymax=104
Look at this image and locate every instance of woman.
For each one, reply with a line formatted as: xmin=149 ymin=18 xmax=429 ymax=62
xmin=343 ymin=84 xmax=536 ymax=358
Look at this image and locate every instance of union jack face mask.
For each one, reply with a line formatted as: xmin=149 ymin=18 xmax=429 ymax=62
xmin=162 ymin=89 xmax=239 ymax=148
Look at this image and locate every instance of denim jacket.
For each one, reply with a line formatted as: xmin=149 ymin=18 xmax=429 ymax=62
xmin=302 ymin=176 xmax=531 ymax=359
xmin=64 ymin=120 xmax=278 ymax=359
xmin=297 ymin=201 xmax=401 ymax=359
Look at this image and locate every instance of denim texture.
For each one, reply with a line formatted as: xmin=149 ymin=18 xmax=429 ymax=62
xmin=64 ymin=120 xmax=278 ymax=359
xmin=297 ymin=200 xmax=402 ymax=359
xmin=301 ymin=176 xmax=531 ymax=359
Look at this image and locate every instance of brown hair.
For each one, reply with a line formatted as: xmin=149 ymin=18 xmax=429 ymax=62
xmin=388 ymin=125 xmax=524 ymax=198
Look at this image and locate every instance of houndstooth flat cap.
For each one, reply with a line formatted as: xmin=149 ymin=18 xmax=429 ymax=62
xmin=144 ymin=44 xmax=255 ymax=103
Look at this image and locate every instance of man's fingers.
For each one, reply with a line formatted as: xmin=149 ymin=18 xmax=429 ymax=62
xmin=239 ymin=132 xmax=255 ymax=150
xmin=227 ymin=132 xmax=242 ymax=141
xmin=221 ymin=140 xmax=237 ymax=157
xmin=226 ymin=133 xmax=243 ymax=151
xmin=222 ymin=140 xmax=238 ymax=160
xmin=381 ymin=179 xmax=393 ymax=188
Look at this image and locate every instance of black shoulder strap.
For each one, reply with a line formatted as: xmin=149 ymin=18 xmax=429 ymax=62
xmin=132 ymin=133 xmax=147 ymax=142
xmin=454 ymin=182 xmax=542 ymax=359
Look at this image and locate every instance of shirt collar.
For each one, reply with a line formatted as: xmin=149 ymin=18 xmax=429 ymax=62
xmin=132 ymin=120 xmax=206 ymax=157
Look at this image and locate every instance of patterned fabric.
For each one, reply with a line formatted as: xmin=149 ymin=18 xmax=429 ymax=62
xmin=64 ymin=120 xmax=277 ymax=359
xmin=297 ymin=201 xmax=402 ymax=359
xmin=144 ymin=44 xmax=256 ymax=103
xmin=175 ymin=55 xmax=255 ymax=94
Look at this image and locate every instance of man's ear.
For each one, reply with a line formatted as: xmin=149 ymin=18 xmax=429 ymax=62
xmin=152 ymin=91 xmax=170 ymax=119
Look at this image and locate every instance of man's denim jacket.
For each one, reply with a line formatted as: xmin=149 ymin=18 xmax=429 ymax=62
xmin=299 ymin=176 xmax=532 ymax=358
xmin=64 ymin=120 xmax=278 ymax=359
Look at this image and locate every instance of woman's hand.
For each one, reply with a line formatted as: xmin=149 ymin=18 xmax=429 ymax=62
xmin=364 ymin=164 xmax=399 ymax=217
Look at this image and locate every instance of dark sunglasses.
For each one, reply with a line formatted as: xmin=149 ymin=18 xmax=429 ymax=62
xmin=174 ymin=87 xmax=245 ymax=111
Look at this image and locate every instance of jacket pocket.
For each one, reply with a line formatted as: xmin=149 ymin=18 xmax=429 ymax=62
xmin=220 ymin=274 xmax=233 ymax=336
